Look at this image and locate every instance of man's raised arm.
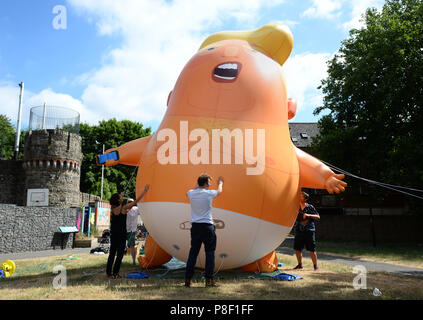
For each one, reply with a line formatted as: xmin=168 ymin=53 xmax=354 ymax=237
xmin=216 ymin=177 xmax=224 ymax=195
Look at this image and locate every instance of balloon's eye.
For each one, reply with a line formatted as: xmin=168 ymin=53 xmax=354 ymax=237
xmin=207 ymin=47 xmax=215 ymax=51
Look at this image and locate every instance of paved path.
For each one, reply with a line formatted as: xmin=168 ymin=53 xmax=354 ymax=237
xmin=276 ymin=246 xmax=423 ymax=279
xmin=0 ymin=247 xmax=93 ymax=262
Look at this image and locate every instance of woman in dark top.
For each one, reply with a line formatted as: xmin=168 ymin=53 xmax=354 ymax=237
xmin=106 ymin=185 xmax=149 ymax=279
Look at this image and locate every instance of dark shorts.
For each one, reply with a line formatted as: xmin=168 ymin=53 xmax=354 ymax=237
xmin=294 ymin=231 xmax=316 ymax=252
xmin=126 ymin=232 xmax=136 ymax=247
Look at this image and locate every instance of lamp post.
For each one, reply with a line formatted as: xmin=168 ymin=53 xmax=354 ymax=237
xmin=42 ymin=102 xmax=47 ymax=129
xmin=14 ymin=82 xmax=24 ymax=160
xmin=101 ymin=144 xmax=105 ymax=200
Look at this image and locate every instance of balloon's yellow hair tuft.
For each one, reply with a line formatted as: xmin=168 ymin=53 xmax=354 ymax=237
xmin=199 ymin=24 xmax=294 ymax=66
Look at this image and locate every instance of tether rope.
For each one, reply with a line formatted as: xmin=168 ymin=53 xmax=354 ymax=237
xmin=320 ymin=160 xmax=423 ymax=200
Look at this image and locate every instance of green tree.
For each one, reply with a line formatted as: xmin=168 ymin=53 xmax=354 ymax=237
xmin=0 ymin=115 xmax=26 ymax=160
xmin=0 ymin=115 xmax=16 ymax=159
xmin=79 ymin=119 xmax=151 ymax=201
xmin=311 ymin=0 xmax=423 ymax=209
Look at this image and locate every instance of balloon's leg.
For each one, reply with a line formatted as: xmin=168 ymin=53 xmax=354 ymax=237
xmin=241 ymin=250 xmax=278 ymax=273
xmin=138 ymin=235 xmax=172 ymax=269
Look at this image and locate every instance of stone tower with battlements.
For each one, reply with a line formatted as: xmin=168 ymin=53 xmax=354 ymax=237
xmin=22 ymin=129 xmax=83 ymax=207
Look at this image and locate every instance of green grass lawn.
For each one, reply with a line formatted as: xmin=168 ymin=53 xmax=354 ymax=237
xmin=311 ymin=241 xmax=423 ymax=268
xmin=1 ymin=252 xmax=423 ymax=300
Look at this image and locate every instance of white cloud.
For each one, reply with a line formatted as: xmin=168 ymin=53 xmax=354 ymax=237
xmin=274 ymin=19 xmax=299 ymax=29
xmin=0 ymin=82 xmax=100 ymax=129
xmin=4 ymin=0 xmax=334 ymax=130
xmin=282 ymin=52 xmax=332 ymax=118
xmin=300 ymin=0 xmax=384 ymax=33
xmin=342 ymin=0 xmax=384 ymax=31
xmin=0 ymin=83 xmax=23 ymax=125
xmin=66 ymin=0 xmax=286 ymax=130
xmin=302 ymin=0 xmax=342 ymax=20
xmin=25 ymin=89 xmax=99 ymax=126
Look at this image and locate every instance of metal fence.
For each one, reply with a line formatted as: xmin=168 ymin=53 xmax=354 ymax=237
xmin=29 ymin=105 xmax=80 ymax=134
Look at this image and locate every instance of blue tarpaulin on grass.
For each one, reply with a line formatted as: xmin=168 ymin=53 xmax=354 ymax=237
xmin=271 ymin=273 xmax=302 ymax=281
xmin=258 ymin=269 xmax=303 ymax=281
xmin=126 ymin=272 xmax=149 ymax=279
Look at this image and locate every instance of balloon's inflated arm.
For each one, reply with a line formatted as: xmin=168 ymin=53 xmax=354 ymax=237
xmin=96 ymin=135 xmax=152 ymax=167
xmin=295 ymin=147 xmax=347 ymax=194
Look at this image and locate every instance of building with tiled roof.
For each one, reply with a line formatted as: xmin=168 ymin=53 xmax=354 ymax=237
xmin=288 ymin=122 xmax=319 ymax=150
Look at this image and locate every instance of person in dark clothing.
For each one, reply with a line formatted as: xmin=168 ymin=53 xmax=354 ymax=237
xmin=106 ymin=185 xmax=149 ymax=279
xmin=293 ymin=191 xmax=320 ymax=271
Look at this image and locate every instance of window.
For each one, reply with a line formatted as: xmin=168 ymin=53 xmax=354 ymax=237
xmin=291 ymin=137 xmax=298 ymax=142
xmin=300 ymin=133 xmax=308 ymax=139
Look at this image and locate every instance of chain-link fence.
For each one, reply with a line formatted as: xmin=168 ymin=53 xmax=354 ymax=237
xmin=29 ymin=105 xmax=80 ymax=134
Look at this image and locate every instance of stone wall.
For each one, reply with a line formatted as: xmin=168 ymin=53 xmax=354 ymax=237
xmin=0 ymin=161 xmax=25 ymax=205
xmin=0 ymin=158 xmax=100 ymax=207
xmin=80 ymin=193 xmax=101 ymax=207
xmin=23 ymin=129 xmax=83 ymax=163
xmin=0 ymin=129 xmax=95 ymax=208
xmin=23 ymin=167 xmax=81 ymax=207
xmin=22 ymin=129 xmax=83 ymax=208
xmin=0 ymin=204 xmax=78 ymax=253
xmin=0 ymin=129 xmax=103 ymax=254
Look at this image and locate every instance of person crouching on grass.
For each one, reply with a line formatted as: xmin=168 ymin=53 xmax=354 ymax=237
xmin=293 ymin=191 xmax=320 ymax=271
xmin=106 ymin=185 xmax=149 ymax=279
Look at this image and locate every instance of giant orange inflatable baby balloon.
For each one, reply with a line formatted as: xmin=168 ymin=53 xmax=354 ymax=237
xmin=97 ymin=24 xmax=347 ymax=272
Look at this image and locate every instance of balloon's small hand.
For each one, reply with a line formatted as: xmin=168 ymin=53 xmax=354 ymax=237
xmin=144 ymin=184 xmax=150 ymax=192
xmin=325 ymin=174 xmax=347 ymax=194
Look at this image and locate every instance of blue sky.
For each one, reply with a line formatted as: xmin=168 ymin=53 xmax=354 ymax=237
xmin=0 ymin=0 xmax=385 ymax=132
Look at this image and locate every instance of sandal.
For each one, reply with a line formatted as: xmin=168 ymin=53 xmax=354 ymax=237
xmin=113 ymin=274 xmax=122 ymax=279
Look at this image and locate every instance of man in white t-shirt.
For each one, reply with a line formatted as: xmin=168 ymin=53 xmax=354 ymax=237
xmin=184 ymin=174 xmax=224 ymax=288
xmin=126 ymin=199 xmax=140 ymax=265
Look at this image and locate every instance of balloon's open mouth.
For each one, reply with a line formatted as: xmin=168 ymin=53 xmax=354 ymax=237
xmin=212 ymin=62 xmax=241 ymax=82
